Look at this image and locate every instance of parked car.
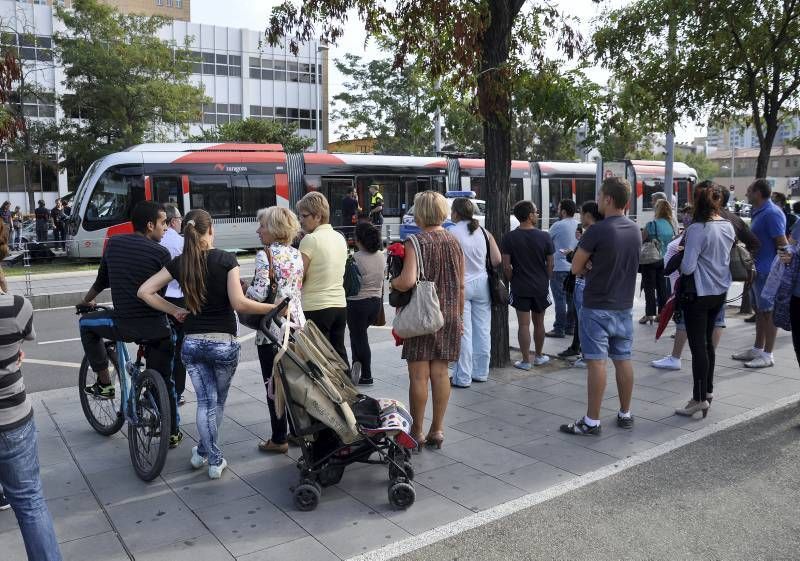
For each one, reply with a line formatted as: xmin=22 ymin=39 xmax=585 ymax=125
xmin=399 ymin=191 xmax=520 ymax=240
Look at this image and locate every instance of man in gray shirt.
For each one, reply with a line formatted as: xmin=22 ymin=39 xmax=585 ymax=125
xmin=560 ymin=177 xmax=642 ymax=436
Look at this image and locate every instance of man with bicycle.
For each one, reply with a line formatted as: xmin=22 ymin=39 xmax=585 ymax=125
xmin=78 ymin=201 xmax=184 ymax=447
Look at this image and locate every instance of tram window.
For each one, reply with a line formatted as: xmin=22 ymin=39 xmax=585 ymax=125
xmin=431 ymin=176 xmax=446 ymax=193
xmin=357 ymin=176 xmax=403 ymax=217
xmin=83 ymin=165 xmax=144 ymax=231
xmin=677 ymin=180 xmax=691 ymax=208
xmin=153 ymin=176 xmax=183 ymax=213
xmin=511 ymin=179 xmax=524 ymax=204
xmin=234 ymin=174 xmax=276 ymax=218
xmin=469 ymin=177 xmax=486 ymax=199
xmin=642 ymin=178 xmax=665 ymax=210
xmin=189 ymin=176 xmax=231 ymax=219
xmin=575 ymin=178 xmax=596 ymax=208
xmin=548 ymin=178 xmax=573 ymax=221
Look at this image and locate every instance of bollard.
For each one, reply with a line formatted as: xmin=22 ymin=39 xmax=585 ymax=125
xmin=22 ymin=242 xmax=32 ymax=298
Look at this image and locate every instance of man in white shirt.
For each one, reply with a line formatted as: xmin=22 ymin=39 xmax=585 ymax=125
xmin=160 ymin=204 xmax=186 ymax=405
xmin=547 ymin=200 xmax=580 ymax=338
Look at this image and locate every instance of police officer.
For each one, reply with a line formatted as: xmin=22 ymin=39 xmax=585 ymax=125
xmin=368 ymin=184 xmax=383 ymax=226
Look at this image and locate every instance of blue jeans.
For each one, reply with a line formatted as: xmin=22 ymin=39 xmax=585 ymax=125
xmin=452 ymin=277 xmax=492 ymax=385
xmin=550 ymin=271 xmax=574 ymax=334
xmin=182 ymin=336 xmax=240 ymax=467
xmin=0 ymin=417 xmax=62 ymax=561
xmin=579 ymin=307 xmax=634 ymax=361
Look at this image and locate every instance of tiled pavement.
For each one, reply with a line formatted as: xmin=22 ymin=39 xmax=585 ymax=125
xmin=2 ymin=302 xmax=799 ymax=560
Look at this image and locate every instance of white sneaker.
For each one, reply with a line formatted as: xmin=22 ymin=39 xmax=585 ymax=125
xmin=513 ymin=360 xmax=531 ymax=371
xmin=651 ymin=356 xmax=681 ymax=370
xmin=744 ymin=354 xmax=774 ymax=369
xmin=732 ymin=348 xmax=759 ymax=361
xmin=573 ymin=357 xmax=587 ymax=368
xmin=208 ymin=458 xmax=228 ymax=479
xmin=190 ymin=446 xmax=207 ymax=469
xmin=533 ymin=354 xmax=550 ymax=366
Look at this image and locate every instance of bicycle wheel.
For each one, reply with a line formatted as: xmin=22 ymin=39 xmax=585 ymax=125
xmin=78 ymin=353 xmax=124 ymax=436
xmin=128 ymin=369 xmax=172 ymax=481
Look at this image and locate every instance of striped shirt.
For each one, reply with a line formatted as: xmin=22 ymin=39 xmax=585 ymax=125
xmin=91 ymin=233 xmax=171 ymax=319
xmin=0 ymin=293 xmax=35 ymax=432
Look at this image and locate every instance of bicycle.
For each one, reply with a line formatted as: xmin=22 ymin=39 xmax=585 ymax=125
xmin=76 ymin=304 xmax=172 ymax=481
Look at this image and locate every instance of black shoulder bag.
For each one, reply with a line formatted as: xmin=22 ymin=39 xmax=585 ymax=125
xmin=480 ymin=227 xmax=509 ymax=307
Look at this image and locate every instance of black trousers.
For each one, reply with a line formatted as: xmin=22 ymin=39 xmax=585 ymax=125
xmin=640 ymin=263 xmax=668 ymax=316
xmin=346 ymin=297 xmax=381 ymax=378
xmin=791 ymin=296 xmax=800 ymax=369
xmin=304 ymin=307 xmax=349 ymax=367
xmin=79 ymin=311 xmax=179 ymax=436
xmin=681 ymin=293 xmax=726 ymax=402
xmin=257 ymin=343 xmax=288 ymax=444
xmin=165 ymin=296 xmax=187 ymax=399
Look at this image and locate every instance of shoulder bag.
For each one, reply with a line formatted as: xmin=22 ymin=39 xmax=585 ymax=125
xmin=343 ymin=252 xmax=362 ymax=297
xmin=729 ymin=241 xmax=754 ymax=283
xmin=373 ymin=269 xmax=387 ymax=326
xmin=392 ymin=234 xmax=444 ymax=338
xmin=480 ymin=227 xmax=509 ymax=307
xmin=639 ymin=220 xmax=663 ymax=265
xmin=239 ymin=249 xmax=277 ymax=331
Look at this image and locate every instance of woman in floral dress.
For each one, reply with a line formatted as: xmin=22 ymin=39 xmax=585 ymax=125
xmin=247 ymin=207 xmax=305 ymax=453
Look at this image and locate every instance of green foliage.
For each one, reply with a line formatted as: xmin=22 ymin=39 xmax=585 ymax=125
xmin=53 ymin=0 xmax=207 ymax=187
xmin=681 ymin=151 xmax=720 ymax=183
xmin=190 ymin=118 xmax=314 ymax=153
xmin=594 ymin=0 xmax=800 ymax=178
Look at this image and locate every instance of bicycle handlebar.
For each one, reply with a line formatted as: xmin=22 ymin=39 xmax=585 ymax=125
xmin=76 ymin=303 xmax=111 ymax=315
xmin=258 ymin=298 xmax=290 ymax=334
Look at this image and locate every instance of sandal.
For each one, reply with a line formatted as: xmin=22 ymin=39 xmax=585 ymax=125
xmin=258 ymin=439 xmax=288 ymax=453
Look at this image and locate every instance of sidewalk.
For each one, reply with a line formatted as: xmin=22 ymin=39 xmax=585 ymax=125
xmin=1 ymin=304 xmax=798 ymax=560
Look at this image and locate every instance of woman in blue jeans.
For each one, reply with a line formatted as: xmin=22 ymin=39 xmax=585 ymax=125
xmin=0 ymin=219 xmax=62 ymax=560
xmin=449 ymin=197 xmax=501 ymax=387
xmin=139 ymin=209 xmax=277 ymax=479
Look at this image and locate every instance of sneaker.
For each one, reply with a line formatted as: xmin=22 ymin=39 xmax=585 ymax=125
xmin=732 ymin=348 xmax=760 ymax=361
xmin=169 ymin=431 xmax=183 ymax=449
xmin=744 ymin=354 xmax=774 ymax=368
xmin=545 ymin=330 xmax=565 ymax=338
xmin=178 ymin=394 xmax=186 ymax=406
xmin=513 ymin=360 xmax=531 ymax=371
xmin=350 ymin=361 xmax=361 ymax=385
xmin=357 ymin=376 xmax=374 ymax=386
xmin=557 ymin=346 xmax=580 ymax=359
xmin=744 ymin=314 xmax=757 ymax=323
xmin=573 ymin=357 xmax=587 ymax=368
xmin=616 ymin=414 xmax=634 ymax=429
xmin=84 ymin=382 xmax=115 ymax=399
xmin=208 ymin=458 xmax=228 ymax=480
xmin=0 ymin=493 xmax=10 ymax=511
xmin=651 ymin=356 xmax=681 ymax=370
xmin=190 ymin=446 xmax=207 ymax=469
xmin=533 ymin=354 xmax=550 ymax=366
xmin=559 ymin=418 xmax=601 ymax=436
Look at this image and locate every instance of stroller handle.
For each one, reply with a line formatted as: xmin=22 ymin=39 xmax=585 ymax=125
xmin=259 ymin=298 xmax=291 ymax=337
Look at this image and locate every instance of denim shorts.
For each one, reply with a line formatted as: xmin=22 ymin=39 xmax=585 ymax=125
xmin=752 ymin=271 xmax=772 ymax=313
xmin=676 ymin=304 xmax=726 ymax=330
xmin=579 ymin=307 xmax=634 ymax=361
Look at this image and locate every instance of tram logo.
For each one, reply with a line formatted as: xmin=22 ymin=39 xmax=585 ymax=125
xmin=213 ymin=163 xmax=248 ymax=173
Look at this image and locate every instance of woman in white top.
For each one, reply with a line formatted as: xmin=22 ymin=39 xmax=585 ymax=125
xmin=449 ymin=198 xmax=501 ymax=387
xmin=346 ymin=222 xmax=385 ymax=385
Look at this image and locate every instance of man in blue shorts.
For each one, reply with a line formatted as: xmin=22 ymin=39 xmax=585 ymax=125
xmin=560 ymin=177 xmax=641 ymax=436
xmin=732 ymin=179 xmax=787 ymax=368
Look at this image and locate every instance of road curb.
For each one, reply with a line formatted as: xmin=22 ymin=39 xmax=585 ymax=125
xmin=348 ymin=392 xmax=800 ymax=561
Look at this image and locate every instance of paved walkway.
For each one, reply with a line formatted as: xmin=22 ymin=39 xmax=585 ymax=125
xmin=1 ymin=303 xmax=798 ymax=560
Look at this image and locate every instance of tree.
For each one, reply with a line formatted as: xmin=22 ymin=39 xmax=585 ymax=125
xmin=332 ymin=54 xmax=436 ymax=155
xmin=595 ymin=0 xmax=800 ymax=179
xmin=53 ymin=0 xmax=206 ymax=188
xmin=190 ymin=118 xmax=314 ymax=153
xmin=267 ymin=2 xmax=586 ymax=366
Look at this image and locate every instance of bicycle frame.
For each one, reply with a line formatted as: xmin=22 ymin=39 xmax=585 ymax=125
xmin=114 ymin=341 xmax=144 ymax=427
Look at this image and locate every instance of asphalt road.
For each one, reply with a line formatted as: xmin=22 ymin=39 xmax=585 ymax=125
xmin=396 ymin=403 xmax=800 ymax=561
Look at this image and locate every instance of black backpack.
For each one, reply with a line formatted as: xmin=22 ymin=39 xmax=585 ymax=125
xmin=343 ymin=253 xmax=362 ymax=297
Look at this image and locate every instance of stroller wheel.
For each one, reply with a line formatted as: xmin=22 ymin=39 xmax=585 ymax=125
xmin=293 ymin=482 xmax=321 ymax=511
xmin=388 ymin=481 xmax=415 ymax=510
xmin=389 ymin=461 xmax=415 ymax=482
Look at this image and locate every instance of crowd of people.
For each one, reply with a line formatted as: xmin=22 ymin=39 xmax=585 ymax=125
xmin=1 ymin=175 xmax=800 ymax=560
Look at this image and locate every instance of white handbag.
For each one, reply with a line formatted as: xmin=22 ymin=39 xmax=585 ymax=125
xmin=392 ymin=234 xmax=444 ymax=338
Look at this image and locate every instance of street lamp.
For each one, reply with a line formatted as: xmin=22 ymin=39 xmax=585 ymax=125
xmin=315 ymin=44 xmax=329 ymax=152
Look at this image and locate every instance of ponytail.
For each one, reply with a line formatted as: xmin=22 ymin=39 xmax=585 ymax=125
xmin=452 ymin=197 xmax=479 ymax=235
xmin=180 ymin=209 xmax=212 ymax=314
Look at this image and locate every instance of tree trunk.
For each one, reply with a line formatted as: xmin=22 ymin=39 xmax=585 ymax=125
xmin=755 ymin=114 xmax=779 ymax=179
xmin=480 ymin=0 xmax=516 ymax=368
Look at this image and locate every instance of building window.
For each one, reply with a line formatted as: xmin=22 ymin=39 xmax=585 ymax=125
xmin=1 ymin=33 xmax=53 ymax=63
xmin=198 ymin=102 xmax=243 ymax=125
xmin=155 ymin=0 xmax=163 ymax=6
xmin=181 ymin=50 xmax=240 ymax=77
xmin=175 ymin=0 xmax=183 ymax=6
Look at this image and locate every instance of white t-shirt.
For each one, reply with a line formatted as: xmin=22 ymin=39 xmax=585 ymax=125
xmin=160 ymin=227 xmax=184 ymax=298
xmin=450 ymin=221 xmax=487 ymax=284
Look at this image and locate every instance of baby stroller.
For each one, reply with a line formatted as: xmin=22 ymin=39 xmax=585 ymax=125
xmin=259 ymin=299 xmax=418 ymax=512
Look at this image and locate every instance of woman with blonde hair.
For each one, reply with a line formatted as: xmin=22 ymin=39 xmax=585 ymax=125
xmin=639 ymin=198 xmax=676 ymax=324
xmin=139 ymin=209 xmax=276 ymax=479
xmin=247 ymin=206 xmax=305 ymax=454
xmin=391 ymin=191 xmax=464 ymax=449
xmin=297 ymin=191 xmax=350 ymax=365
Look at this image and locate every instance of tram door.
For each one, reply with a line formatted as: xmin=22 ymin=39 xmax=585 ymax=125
xmin=321 ymin=177 xmax=355 ymax=226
